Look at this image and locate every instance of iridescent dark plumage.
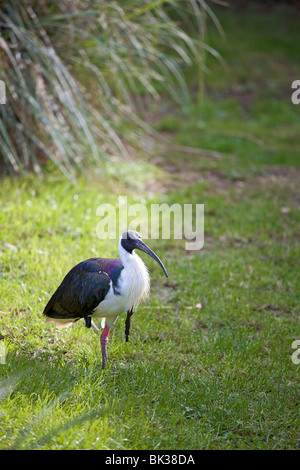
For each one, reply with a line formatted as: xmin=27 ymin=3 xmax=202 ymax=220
xmin=43 ymin=257 xmax=124 ymax=323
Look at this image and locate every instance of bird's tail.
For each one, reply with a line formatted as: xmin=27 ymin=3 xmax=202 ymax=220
xmin=45 ymin=317 xmax=75 ymax=329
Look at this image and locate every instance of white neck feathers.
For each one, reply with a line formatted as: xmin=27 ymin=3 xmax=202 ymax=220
xmin=118 ymin=241 xmax=150 ymax=309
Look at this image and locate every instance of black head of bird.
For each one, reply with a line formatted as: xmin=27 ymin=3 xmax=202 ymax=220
xmin=44 ymin=230 xmax=168 ymax=369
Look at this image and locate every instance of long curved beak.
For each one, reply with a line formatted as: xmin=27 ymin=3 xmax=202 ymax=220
xmin=135 ymin=240 xmax=168 ymax=278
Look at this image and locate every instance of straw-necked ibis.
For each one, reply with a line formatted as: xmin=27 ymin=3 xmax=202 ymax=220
xmin=43 ymin=230 xmax=168 ymax=369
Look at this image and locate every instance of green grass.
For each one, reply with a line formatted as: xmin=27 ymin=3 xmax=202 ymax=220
xmin=0 ymin=5 xmax=300 ymax=449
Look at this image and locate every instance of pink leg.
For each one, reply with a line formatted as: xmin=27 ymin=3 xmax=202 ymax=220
xmin=100 ymin=325 xmax=110 ymax=369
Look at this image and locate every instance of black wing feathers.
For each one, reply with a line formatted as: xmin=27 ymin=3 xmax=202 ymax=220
xmin=43 ymin=259 xmax=111 ymax=320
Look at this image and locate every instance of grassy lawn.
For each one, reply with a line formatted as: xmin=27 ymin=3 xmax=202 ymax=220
xmin=0 ymin=5 xmax=299 ymax=449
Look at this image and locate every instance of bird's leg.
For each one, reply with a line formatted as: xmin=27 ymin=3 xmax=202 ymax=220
xmin=125 ymin=308 xmax=134 ymax=343
xmin=100 ymin=325 xmax=110 ymax=369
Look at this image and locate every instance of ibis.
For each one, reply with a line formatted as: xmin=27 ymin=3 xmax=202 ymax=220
xmin=43 ymin=230 xmax=168 ymax=369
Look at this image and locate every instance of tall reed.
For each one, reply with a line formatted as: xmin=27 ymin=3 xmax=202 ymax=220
xmin=0 ymin=0 xmax=222 ymax=180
